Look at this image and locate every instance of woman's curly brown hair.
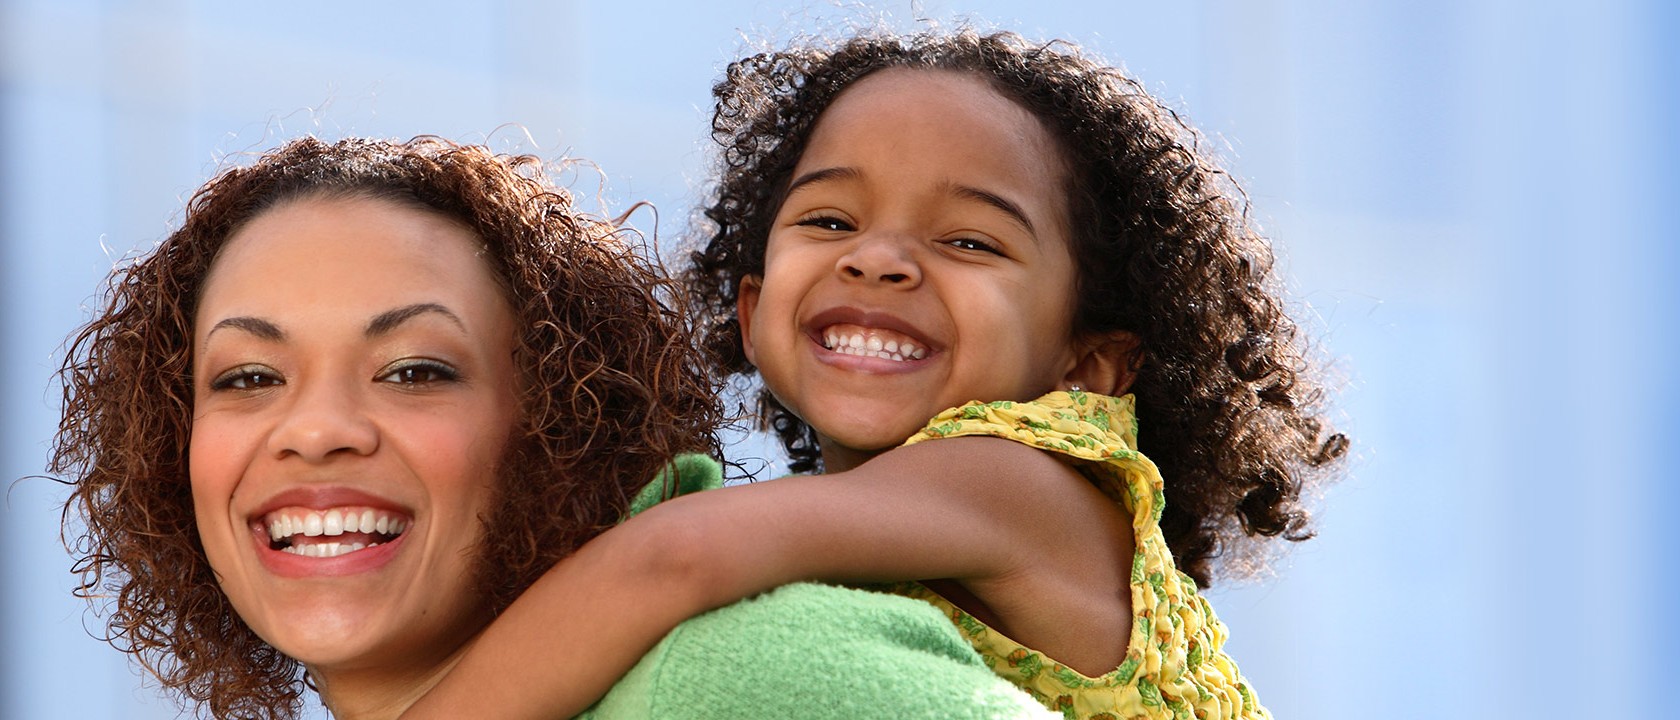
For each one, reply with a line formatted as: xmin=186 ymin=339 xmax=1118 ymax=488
xmin=686 ymin=29 xmax=1348 ymax=588
xmin=51 ymin=136 xmax=720 ymax=719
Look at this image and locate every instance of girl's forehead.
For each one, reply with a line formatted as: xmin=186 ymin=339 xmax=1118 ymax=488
xmin=823 ymin=68 xmax=1029 ymax=125
xmin=809 ymin=68 xmax=1064 ymax=172
xmin=793 ymin=67 xmax=1072 ymax=238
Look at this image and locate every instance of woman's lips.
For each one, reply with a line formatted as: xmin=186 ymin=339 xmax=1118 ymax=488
xmin=260 ymin=506 xmax=409 ymax=557
xmin=251 ymin=522 xmax=408 ymax=577
xmin=247 ymin=487 xmax=413 ymax=576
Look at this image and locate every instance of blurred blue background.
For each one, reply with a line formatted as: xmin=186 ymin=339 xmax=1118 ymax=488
xmin=2 ymin=1 xmax=1674 ymax=718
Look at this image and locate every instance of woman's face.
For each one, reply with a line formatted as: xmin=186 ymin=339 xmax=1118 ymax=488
xmin=189 ymin=195 xmax=519 ymax=682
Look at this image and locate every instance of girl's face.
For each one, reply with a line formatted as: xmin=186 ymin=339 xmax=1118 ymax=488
xmin=738 ymin=68 xmax=1085 ymax=471
xmin=189 ymin=195 xmax=519 ymax=689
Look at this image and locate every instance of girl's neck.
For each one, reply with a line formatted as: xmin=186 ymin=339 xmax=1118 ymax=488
xmin=817 ymin=439 xmax=888 ymax=474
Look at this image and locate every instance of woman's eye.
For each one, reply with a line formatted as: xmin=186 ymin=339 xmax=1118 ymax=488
xmin=210 ymin=366 xmax=283 ymax=391
xmin=377 ymin=360 xmax=460 ymax=386
xmin=795 ymin=215 xmax=854 ymax=232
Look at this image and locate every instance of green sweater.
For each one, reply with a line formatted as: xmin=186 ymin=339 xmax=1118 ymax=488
xmin=577 ymin=455 xmax=1052 ymax=719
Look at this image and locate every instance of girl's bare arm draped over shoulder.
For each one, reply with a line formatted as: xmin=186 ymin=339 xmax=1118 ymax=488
xmin=402 ymin=436 xmax=1123 ymax=720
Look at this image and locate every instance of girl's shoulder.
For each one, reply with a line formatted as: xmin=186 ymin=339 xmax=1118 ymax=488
xmin=906 ymin=391 xmax=1162 ymax=520
xmin=898 ymin=392 xmax=1272 ymax=720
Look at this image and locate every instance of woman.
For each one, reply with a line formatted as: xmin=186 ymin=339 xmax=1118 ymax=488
xmin=52 ymin=136 xmax=718 ymax=718
xmin=53 ymin=136 xmax=1046 ymax=719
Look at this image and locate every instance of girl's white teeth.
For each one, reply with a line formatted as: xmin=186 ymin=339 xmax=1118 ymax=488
xmin=823 ymin=328 xmax=926 ymax=362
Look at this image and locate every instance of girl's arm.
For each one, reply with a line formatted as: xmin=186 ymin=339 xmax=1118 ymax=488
xmin=403 ymin=435 xmax=1099 ymax=720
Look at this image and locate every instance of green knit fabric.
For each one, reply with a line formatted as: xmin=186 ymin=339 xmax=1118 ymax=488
xmin=579 ymin=454 xmax=1053 ymax=719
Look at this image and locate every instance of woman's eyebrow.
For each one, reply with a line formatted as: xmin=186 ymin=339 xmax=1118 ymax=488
xmin=365 ymin=302 xmax=466 ymax=337
xmin=207 ymin=316 xmax=284 ymax=341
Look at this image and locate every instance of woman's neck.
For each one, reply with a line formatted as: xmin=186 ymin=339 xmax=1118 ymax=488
xmin=312 ymin=634 xmax=478 ymax=720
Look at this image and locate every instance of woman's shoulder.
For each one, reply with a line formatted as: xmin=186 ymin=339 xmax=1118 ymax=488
xmin=625 ymin=453 xmax=726 ymax=518
xmin=582 ymin=582 xmax=1056 ymax=719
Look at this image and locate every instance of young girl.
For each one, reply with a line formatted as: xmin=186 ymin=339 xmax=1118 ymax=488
xmin=408 ymin=29 xmax=1346 ymax=720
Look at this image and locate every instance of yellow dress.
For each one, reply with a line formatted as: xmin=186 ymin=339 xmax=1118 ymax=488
xmin=893 ymin=391 xmax=1270 ymax=720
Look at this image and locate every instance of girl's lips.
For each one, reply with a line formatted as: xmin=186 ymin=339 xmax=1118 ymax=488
xmin=818 ymin=323 xmax=929 ymax=361
xmin=803 ymin=307 xmax=940 ymax=355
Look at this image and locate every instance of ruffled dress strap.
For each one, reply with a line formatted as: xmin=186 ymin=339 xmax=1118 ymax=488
xmin=893 ymin=392 xmax=1270 ymax=720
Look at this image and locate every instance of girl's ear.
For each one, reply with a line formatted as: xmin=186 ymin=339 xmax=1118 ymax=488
xmin=736 ymin=275 xmax=764 ymax=366
xmin=1061 ymin=331 xmax=1143 ymax=396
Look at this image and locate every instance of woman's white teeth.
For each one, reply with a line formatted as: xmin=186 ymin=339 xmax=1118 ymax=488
xmin=824 ymin=329 xmax=926 ymax=361
xmin=282 ymin=541 xmax=371 ymax=558
xmin=265 ymin=507 xmax=407 ymax=543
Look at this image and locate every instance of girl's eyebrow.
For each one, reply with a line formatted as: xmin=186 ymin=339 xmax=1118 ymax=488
xmin=786 ymin=167 xmax=1038 ymax=240
xmin=946 ymin=183 xmax=1036 ymax=237
xmin=785 ymin=166 xmax=861 ymax=196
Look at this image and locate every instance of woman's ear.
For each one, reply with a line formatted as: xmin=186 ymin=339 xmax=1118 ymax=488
xmin=1061 ymin=331 xmax=1143 ymax=396
xmin=735 ymin=275 xmax=764 ymax=366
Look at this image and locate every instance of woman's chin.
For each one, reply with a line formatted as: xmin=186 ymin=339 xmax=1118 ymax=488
xmin=256 ymin=592 xmax=492 ymax=679
xmin=219 ymin=535 xmax=492 ymax=676
xmin=240 ymin=585 xmax=401 ymax=665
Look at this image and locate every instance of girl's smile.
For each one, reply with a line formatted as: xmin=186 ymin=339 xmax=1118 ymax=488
xmin=808 ymin=308 xmax=936 ymax=369
xmin=737 ymin=67 xmax=1089 ymax=471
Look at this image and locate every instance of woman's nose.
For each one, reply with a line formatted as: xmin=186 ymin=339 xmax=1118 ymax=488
xmin=266 ymin=381 xmax=379 ymax=462
xmin=836 ymin=232 xmax=922 ymax=287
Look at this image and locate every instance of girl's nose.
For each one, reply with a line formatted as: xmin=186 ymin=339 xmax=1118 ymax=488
xmin=266 ymin=381 xmax=379 ymax=462
xmin=836 ymin=233 xmax=922 ymax=287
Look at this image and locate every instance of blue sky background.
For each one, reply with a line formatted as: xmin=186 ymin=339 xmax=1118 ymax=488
xmin=2 ymin=1 xmax=1675 ymax=718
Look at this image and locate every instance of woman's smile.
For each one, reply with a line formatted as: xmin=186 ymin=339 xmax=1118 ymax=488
xmin=244 ymin=486 xmax=415 ymax=576
xmin=189 ymin=194 xmax=519 ymax=675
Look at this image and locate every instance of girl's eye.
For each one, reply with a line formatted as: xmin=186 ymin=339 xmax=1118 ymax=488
xmin=795 ymin=215 xmax=855 ymax=232
xmin=210 ymin=365 xmax=283 ymax=391
xmin=944 ymin=237 xmax=1004 ymax=255
xmin=377 ymin=360 xmax=460 ymax=386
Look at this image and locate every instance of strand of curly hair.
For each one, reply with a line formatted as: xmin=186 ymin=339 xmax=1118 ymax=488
xmin=53 ymin=136 xmax=720 ymax=719
xmin=684 ymin=29 xmax=1347 ymax=588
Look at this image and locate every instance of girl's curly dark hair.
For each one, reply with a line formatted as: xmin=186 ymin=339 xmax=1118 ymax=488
xmin=51 ymin=136 xmax=720 ymax=719
xmin=686 ymin=30 xmax=1347 ymax=588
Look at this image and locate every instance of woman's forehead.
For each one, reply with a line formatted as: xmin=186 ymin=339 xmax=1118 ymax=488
xmin=196 ymin=195 xmax=510 ymax=343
